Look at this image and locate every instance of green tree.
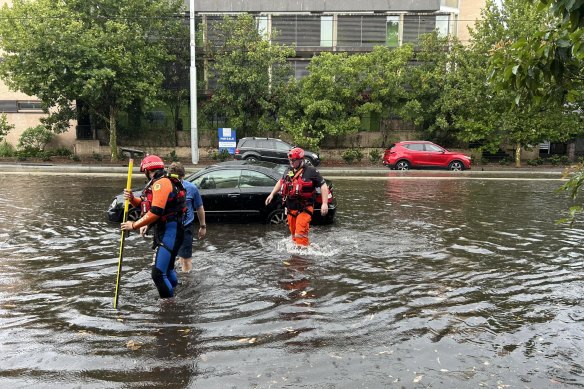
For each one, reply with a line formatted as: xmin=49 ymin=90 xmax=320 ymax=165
xmin=493 ymin=0 xmax=584 ymax=221
xmin=280 ymin=52 xmax=363 ymax=149
xmin=0 ymin=0 xmax=184 ymax=160
xmin=456 ymin=0 xmax=582 ymax=166
xmin=400 ymin=33 xmax=465 ymax=145
xmin=203 ymin=14 xmax=295 ymax=138
xmin=0 ymin=113 xmax=14 ymax=142
xmin=158 ymin=18 xmax=191 ymax=145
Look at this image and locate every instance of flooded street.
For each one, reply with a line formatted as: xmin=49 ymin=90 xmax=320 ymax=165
xmin=0 ymin=172 xmax=583 ymax=388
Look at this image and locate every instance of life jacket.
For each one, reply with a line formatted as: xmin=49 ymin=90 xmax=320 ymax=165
xmin=140 ymin=170 xmax=187 ymax=224
xmin=281 ymin=168 xmax=315 ymax=208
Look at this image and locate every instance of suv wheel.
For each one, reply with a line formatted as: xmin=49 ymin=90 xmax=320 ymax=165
xmin=448 ymin=161 xmax=464 ymax=171
xmin=304 ymin=157 xmax=314 ymax=166
xmin=245 ymin=155 xmax=259 ymax=162
xmin=395 ymin=160 xmax=410 ymax=170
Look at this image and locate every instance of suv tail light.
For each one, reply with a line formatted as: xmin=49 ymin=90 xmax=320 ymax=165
xmin=234 ymin=148 xmax=240 ymax=155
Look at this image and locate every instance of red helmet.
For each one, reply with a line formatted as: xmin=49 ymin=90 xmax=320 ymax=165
xmin=140 ymin=155 xmax=165 ymax=172
xmin=288 ymin=147 xmax=304 ymax=160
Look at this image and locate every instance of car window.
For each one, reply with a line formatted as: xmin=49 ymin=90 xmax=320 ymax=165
xmin=405 ymin=143 xmax=424 ymax=151
xmin=260 ymin=140 xmax=275 ymax=150
xmin=240 ymin=139 xmax=255 ymax=148
xmin=190 ymin=169 xmax=241 ymax=190
xmin=275 ymin=141 xmax=291 ymax=151
xmin=239 ymin=170 xmax=277 ymax=188
xmin=425 ymin=144 xmax=443 ymax=152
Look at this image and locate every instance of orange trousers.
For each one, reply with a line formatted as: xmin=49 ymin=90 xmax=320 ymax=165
xmin=287 ymin=206 xmax=313 ymax=246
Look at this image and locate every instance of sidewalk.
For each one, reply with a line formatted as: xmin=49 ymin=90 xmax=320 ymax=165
xmin=0 ymin=161 xmax=567 ymax=177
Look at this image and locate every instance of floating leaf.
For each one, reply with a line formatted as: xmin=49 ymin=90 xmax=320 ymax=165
xmin=126 ymin=340 xmax=142 ymax=350
xmin=413 ymin=375 xmax=423 ymax=383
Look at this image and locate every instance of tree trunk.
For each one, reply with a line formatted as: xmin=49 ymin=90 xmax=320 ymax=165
xmin=109 ymin=105 xmax=119 ymax=161
xmin=515 ymin=143 xmax=521 ymax=168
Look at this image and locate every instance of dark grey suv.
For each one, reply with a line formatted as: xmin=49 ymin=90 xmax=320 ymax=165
xmin=234 ymin=137 xmax=321 ymax=166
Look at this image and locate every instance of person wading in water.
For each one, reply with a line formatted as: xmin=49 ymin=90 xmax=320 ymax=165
xmin=265 ymin=147 xmax=329 ymax=247
xmin=120 ymin=155 xmax=186 ymax=298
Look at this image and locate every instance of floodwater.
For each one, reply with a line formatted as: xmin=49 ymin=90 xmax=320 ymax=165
xmin=0 ymin=173 xmax=583 ymax=388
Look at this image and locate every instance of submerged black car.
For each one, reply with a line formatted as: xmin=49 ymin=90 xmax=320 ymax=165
xmin=107 ymin=160 xmax=336 ymax=224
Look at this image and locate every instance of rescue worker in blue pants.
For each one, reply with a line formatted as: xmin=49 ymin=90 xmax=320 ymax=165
xmin=121 ymin=155 xmax=187 ymax=299
xmin=169 ymin=162 xmax=206 ymax=273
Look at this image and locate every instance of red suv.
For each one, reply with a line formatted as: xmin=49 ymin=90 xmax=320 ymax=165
xmin=383 ymin=141 xmax=471 ymax=171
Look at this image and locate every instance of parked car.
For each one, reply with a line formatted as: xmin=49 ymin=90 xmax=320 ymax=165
xmin=234 ymin=137 xmax=321 ymax=166
xmin=383 ymin=141 xmax=472 ymax=171
xmin=107 ymin=160 xmax=336 ymax=224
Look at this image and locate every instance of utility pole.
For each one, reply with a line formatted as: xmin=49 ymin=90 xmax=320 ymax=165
xmin=189 ymin=0 xmax=199 ymax=164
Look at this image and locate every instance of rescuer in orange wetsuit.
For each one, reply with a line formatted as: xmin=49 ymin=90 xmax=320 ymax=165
xmin=265 ymin=147 xmax=329 ymax=247
xmin=120 ymin=155 xmax=186 ymax=298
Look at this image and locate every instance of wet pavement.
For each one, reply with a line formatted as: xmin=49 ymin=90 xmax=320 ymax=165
xmin=0 ymin=170 xmax=582 ymax=388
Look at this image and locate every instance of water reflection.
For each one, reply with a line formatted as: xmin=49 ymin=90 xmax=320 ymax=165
xmin=0 ymin=174 xmax=583 ymax=388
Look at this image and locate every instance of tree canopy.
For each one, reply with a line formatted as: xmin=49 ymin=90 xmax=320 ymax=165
xmin=202 ymin=14 xmax=295 ymax=139
xmin=0 ymin=0 xmax=185 ymax=159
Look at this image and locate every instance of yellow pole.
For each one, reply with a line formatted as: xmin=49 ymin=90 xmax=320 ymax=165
xmin=113 ymin=159 xmax=134 ymax=309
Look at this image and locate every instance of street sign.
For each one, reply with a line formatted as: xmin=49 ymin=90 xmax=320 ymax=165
xmin=218 ymin=128 xmax=236 ymax=154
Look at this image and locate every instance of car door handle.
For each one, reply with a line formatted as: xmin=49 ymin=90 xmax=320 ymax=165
xmin=227 ymin=193 xmax=240 ymax=198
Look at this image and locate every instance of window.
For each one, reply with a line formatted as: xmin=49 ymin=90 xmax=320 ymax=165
xmin=406 ymin=143 xmax=424 ymax=151
xmin=17 ymin=101 xmax=43 ymax=111
xmin=240 ymin=170 xmax=277 ymax=188
xmin=321 ymin=16 xmax=333 ymax=47
xmin=386 ymin=16 xmax=400 ymax=47
xmin=0 ymin=100 xmax=17 ymax=113
xmin=240 ymin=139 xmax=256 ymax=148
xmin=258 ymin=140 xmax=275 ymax=149
xmin=257 ymin=16 xmax=269 ymax=38
xmin=403 ymin=15 xmax=437 ymax=45
xmin=272 ymin=15 xmax=320 ymax=47
xmin=436 ymin=15 xmax=450 ymax=36
xmin=192 ymin=169 xmax=241 ymax=190
xmin=275 ymin=141 xmax=291 ymax=151
xmin=0 ymin=100 xmax=43 ymax=113
xmin=425 ymin=144 xmax=443 ymax=152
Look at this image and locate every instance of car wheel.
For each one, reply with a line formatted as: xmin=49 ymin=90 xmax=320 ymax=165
xmin=267 ymin=209 xmax=286 ymax=224
xmin=127 ymin=207 xmax=141 ymax=221
xmin=448 ymin=161 xmax=464 ymax=171
xmin=245 ymin=155 xmax=259 ymax=162
xmin=304 ymin=157 xmax=314 ymax=166
xmin=395 ymin=160 xmax=410 ymax=170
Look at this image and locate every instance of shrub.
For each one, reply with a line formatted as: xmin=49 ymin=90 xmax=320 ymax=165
xmin=0 ymin=141 xmax=16 ymax=157
xmin=70 ymin=154 xmax=81 ymax=162
xmin=341 ymin=148 xmax=363 ymax=164
xmin=548 ymin=155 xmax=561 ymax=166
xmin=92 ymin=152 xmax=103 ymax=162
xmin=52 ymin=147 xmax=72 ymax=157
xmin=498 ymin=156 xmax=513 ymax=165
xmin=341 ymin=149 xmax=355 ymax=164
xmin=18 ymin=125 xmax=53 ymax=153
xmin=369 ymin=149 xmax=382 ymax=164
xmin=209 ymin=148 xmax=231 ymax=161
xmin=167 ymin=150 xmax=180 ymax=162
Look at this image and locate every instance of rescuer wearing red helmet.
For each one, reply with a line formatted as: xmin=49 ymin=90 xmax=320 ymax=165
xmin=265 ymin=147 xmax=329 ymax=246
xmin=120 ymin=155 xmax=187 ymax=299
